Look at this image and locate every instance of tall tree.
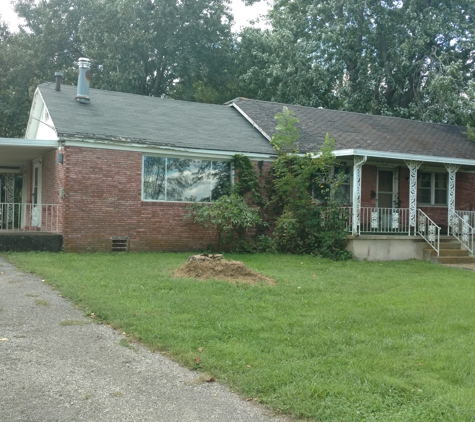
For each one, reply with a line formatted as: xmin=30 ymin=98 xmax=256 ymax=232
xmin=0 ymin=0 xmax=240 ymax=136
xmin=78 ymin=0 xmax=236 ymax=100
xmin=240 ymin=0 xmax=475 ymax=125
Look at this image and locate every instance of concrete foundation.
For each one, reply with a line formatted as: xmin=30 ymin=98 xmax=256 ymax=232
xmin=346 ymin=235 xmax=428 ymax=261
xmin=0 ymin=233 xmax=63 ymax=252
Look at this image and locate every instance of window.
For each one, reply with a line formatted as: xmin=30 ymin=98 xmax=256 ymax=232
xmin=313 ymin=165 xmax=352 ymax=204
xmin=418 ymin=172 xmax=447 ymax=206
xmin=142 ymin=156 xmax=231 ymax=202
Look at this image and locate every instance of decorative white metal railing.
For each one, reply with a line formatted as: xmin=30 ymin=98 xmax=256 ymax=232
xmin=450 ymin=212 xmax=474 ymax=255
xmin=455 ymin=210 xmax=475 ymax=228
xmin=417 ymin=209 xmax=440 ymax=256
xmin=357 ymin=207 xmax=411 ymax=235
xmin=0 ymin=203 xmax=61 ymax=233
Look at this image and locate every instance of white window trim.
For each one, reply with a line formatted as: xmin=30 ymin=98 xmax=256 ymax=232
xmin=418 ymin=171 xmax=448 ymax=207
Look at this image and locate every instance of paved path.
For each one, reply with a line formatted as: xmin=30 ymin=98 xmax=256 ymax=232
xmin=0 ymin=257 xmax=287 ymax=422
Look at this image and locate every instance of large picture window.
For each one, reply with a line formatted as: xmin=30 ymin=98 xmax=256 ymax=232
xmin=418 ymin=172 xmax=447 ymax=206
xmin=142 ymin=156 xmax=231 ymax=202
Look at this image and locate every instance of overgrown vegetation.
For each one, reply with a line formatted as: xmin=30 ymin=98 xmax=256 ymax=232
xmin=6 ymin=252 xmax=475 ymax=421
xmin=189 ymin=107 xmax=351 ymax=260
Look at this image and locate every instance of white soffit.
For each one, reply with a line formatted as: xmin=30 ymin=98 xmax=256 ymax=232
xmin=0 ymin=139 xmax=59 ymax=168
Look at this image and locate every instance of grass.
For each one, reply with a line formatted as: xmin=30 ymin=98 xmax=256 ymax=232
xmin=5 ymin=252 xmax=475 ymax=421
xmin=34 ymin=298 xmax=49 ymax=306
xmin=60 ymin=320 xmax=93 ymax=326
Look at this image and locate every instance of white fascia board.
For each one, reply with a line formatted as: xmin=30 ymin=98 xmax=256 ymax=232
xmin=332 ymin=148 xmax=475 ymax=167
xmin=61 ymin=138 xmax=276 ymax=161
xmin=0 ymin=138 xmax=59 ymax=148
xmin=227 ymin=102 xmax=272 ymax=142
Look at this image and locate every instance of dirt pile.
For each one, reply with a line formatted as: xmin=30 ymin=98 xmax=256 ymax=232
xmin=173 ymin=254 xmax=274 ymax=284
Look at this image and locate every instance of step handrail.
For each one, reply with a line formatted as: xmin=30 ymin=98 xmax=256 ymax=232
xmin=417 ymin=209 xmax=440 ymax=257
xmin=449 ymin=213 xmax=474 ymax=255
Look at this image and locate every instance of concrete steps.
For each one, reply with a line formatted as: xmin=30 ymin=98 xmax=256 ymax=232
xmin=423 ymin=238 xmax=475 ymax=264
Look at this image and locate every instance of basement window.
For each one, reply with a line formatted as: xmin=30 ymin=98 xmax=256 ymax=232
xmin=142 ymin=155 xmax=231 ymax=202
xmin=110 ymin=236 xmax=129 ymax=252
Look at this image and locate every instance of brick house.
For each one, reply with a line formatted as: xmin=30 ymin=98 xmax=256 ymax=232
xmin=2 ymin=59 xmax=475 ymax=259
xmin=227 ymin=98 xmax=475 ymax=260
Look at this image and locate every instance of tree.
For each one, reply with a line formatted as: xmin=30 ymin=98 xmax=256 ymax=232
xmin=268 ymin=107 xmax=351 ymax=259
xmin=239 ymin=0 xmax=475 ymax=124
xmin=77 ymin=0 xmax=236 ymax=100
xmin=0 ymin=0 xmax=241 ymax=136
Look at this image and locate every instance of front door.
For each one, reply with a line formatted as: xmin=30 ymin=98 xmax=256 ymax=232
xmin=375 ymin=169 xmax=399 ymax=231
xmin=377 ymin=170 xmax=394 ymax=209
xmin=32 ymin=160 xmax=42 ymax=227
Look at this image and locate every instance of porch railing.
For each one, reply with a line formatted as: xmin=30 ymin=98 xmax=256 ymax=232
xmin=358 ymin=207 xmax=411 ymax=235
xmin=0 ymin=203 xmax=61 ymax=233
xmin=345 ymin=206 xmax=441 ymax=255
xmin=455 ymin=210 xmax=475 ymax=228
xmin=417 ymin=209 xmax=440 ymax=256
xmin=450 ymin=212 xmax=474 ymax=255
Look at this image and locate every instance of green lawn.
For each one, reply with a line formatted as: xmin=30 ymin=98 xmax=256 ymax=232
xmin=5 ymin=252 xmax=475 ymax=421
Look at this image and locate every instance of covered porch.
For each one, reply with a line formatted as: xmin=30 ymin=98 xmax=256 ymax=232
xmin=0 ymin=138 xmax=62 ymax=236
xmin=338 ymin=150 xmax=475 ymax=260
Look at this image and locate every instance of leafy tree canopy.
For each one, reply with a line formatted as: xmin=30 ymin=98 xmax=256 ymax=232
xmin=0 ymin=0 xmax=239 ymax=136
xmin=239 ymin=0 xmax=475 ymax=125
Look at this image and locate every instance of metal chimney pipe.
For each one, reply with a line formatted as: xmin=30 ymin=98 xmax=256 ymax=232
xmin=55 ymin=72 xmax=64 ymax=91
xmin=76 ymin=58 xmax=91 ymax=104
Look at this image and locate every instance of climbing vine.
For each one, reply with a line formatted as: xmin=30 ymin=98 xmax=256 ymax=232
xmin=189 ymin=107 xmax=352 ymax=259
xmin=230 ymin=154 xmax=264 ymax=206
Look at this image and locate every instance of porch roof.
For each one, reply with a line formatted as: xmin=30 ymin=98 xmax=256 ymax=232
xmin=0 ymin=139 xmax=58 ymax=170
xmin=333 ymin=148 xmax=475 ymax=169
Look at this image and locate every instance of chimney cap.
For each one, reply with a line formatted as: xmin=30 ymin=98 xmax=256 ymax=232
xmin=78 ymin=57 xmax=91 ymax=68
xmin=55 ymin=71 xmax=64 ymax=91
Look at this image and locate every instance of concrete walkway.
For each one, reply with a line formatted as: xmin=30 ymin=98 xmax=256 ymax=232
xmin=0 ymin=257 xmax=287 ymax=422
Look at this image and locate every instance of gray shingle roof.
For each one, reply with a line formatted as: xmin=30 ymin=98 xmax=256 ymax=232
xmin=229 ymin=98 xmax=475 ymax=161
xmin=38 ymin=83 xmax=274 ymax=155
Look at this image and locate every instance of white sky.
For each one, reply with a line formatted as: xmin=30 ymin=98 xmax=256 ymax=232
xmin=1 ymin=0 xmax=270 ymax=32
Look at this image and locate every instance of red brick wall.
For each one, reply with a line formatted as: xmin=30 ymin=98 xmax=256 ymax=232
xmin=42 ymin=150 xmax=65 ymax=232
xmin=61 ymin=146 xmax=230 ymax=252
xmin=456 ymin=171 xmax=475 ymax=211
xmin=40 ymin=147 xmax=475 ymax=250
xmin=360 ymin=165 xmax=377 ymax=208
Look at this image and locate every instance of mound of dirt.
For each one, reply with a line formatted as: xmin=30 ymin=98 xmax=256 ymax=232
xmin=173 ymin=254 xmax=274 ymax=284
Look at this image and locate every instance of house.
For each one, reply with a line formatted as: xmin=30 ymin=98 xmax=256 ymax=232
xmin=0 ymin=59 xmax=275 ymax=252
xmin=1 ymin=58 xmax=475 ymax=260
xmin=227 ymin=98 xmax=475 ymax=260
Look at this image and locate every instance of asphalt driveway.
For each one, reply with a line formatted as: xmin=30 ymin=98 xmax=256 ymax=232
xmin=0 ymin=256 xmax=287 ymax=422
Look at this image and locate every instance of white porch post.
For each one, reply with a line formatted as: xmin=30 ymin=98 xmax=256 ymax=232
xmin=4 ymin=174 xmax=15 ymax=225
xmin=352 ymin=155 xmax=367 ymax=235
xmin=445 ymin=164 xmax=459 ymax=235
xmin=404 ymin=160 xmax=422 ymax=235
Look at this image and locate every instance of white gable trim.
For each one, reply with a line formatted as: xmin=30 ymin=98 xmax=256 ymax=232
xmin=25 ymin=88 xmax=59 ymax=140
xmin=228 ymin=102 xmax=272 ymax=142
